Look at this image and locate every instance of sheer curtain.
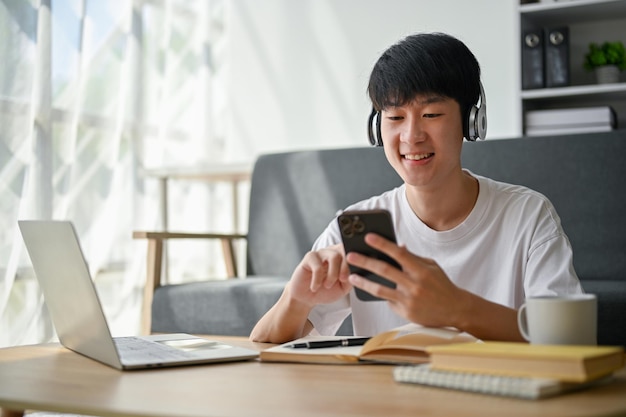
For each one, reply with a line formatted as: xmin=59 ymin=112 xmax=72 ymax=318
xmin=0 ymin=0 xmax=228 ymax=347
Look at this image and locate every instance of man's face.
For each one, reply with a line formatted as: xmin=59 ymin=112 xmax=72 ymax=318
xmin=380 ymin=95 xmax=465 ymax=191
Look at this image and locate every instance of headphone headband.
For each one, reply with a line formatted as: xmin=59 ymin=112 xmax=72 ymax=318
xmin=367 ymin=81 xmax=487 ymax=146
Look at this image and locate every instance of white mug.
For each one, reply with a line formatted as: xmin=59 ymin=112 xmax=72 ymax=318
xmin=517 ymin=294 xmax=597 ymax=345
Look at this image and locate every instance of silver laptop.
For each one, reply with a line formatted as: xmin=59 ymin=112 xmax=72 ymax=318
xmin=18 ymin=220 xmax=259 ymax=370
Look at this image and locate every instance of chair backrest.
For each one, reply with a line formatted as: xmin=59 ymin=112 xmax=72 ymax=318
xmin=461 ymin=130 xmax=626 ymax=282
xmin=246 ymin=147 xmax=402 ymax=277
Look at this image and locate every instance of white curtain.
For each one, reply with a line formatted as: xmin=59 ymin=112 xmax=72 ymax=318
xmin=0 ymin=0 xmax=229 ymax=347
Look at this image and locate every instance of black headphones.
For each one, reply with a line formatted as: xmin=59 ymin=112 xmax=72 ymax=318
xmin=367 ymin=82 xmax=487 ymax=146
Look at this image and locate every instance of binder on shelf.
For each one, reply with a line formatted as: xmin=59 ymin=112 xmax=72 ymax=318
xmin=544 ymin=27 xmax=570 ymax=88
xmin=521 ymin=30 xmax=544 ymax=90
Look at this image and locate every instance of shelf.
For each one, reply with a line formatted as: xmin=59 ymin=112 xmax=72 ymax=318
xmin=522 ymin=83 xmax=626 ymax=100
xmin=520 ymin=0 xmax=626 ymax=25
xmin=519 ymin=0 xmax=626 ymax=132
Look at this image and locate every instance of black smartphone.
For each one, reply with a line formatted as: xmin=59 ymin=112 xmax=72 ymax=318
xmin=337 ymin=209 xmax=400 ymax=301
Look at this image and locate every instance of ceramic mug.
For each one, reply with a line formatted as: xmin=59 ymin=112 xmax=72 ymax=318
xmin=517 ymin=294 xmax=597 ymax=345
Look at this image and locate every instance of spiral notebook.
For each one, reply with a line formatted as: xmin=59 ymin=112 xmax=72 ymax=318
xmin=393 ymin=364 xmax=612 ymax=400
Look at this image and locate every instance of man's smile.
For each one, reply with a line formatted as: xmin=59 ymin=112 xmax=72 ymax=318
xmin=403 ymin=153 xmax=434 ymax=161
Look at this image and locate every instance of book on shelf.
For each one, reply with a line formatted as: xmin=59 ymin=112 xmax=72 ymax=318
xmin=525 ymin=106 xmax=616 ymax=127
xmin=426 ymin=342 xmax=624 ymax=383
xmin=259 ymin=323 xmax=479 ymax=365
xmin=525 ymin=125 xmax=614 ymax=136
xmin=393 ymin=364 xmax=614 ymax=400
xmin=525 ymin=106 xmax=617 ymax=136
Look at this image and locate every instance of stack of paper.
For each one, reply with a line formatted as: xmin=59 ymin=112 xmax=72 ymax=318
xmin=525 ymin=106 xmax=616 ymax=136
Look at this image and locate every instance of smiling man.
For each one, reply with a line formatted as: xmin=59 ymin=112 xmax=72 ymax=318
xmin=250 ymin=32 xmax=582 ymax=344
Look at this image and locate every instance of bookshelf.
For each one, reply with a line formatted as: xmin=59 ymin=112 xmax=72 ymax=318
xmin=519 ymin=0 xmax=626 ymax=132
xmin=520 ymin=0 xmax=626 ymax=23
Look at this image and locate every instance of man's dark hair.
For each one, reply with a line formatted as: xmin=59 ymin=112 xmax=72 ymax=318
xmin=367 ymin=32 xmax=481 ymax=132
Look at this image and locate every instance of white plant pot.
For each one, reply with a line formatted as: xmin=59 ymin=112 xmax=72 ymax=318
xmin=595 ymin=65 xmax=620 ymax=84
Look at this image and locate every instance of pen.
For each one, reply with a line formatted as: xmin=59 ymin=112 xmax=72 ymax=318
xmin=286 ymin=337 xmax=371 ymax=349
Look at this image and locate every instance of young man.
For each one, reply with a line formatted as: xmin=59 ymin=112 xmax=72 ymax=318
xmin=250 ymin=32 xmax=582 ymax=344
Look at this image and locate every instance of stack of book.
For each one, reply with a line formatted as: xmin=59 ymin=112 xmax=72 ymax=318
xmin=260 ymin=323 xmax=625 ymax=400
xmin=525 ymin=106 xmax=616 ymax=136
xmin=394 ymin=342 xmax=624 ymax=399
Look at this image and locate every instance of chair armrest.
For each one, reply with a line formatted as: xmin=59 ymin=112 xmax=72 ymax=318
xmin=133 ymin=230 xmax=247 ymax=334
xmin=133 ymin=230 xmax=247 ymax=280
xmin=133 ymin=231 xmax=247 ymax=240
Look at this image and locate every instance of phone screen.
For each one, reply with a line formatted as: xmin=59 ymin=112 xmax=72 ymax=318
xmin=337 ymin=209 xmax=400 ymax=301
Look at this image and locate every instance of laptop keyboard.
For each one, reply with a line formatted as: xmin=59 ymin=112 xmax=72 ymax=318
xmin=114 ymin=336 xmax=197 ymax=364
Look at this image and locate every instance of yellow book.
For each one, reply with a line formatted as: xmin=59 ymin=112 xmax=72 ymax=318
xmin=427 ymin=342 xmax=625 ymax=382
xmin=259 ymin=323 xmax=479 ymax=365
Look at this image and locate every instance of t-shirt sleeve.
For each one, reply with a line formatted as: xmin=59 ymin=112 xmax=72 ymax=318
xmin=525 ymin=232 xmax=583 ymax=296
xmin=523 ymin=200 xmax=583 ymax=298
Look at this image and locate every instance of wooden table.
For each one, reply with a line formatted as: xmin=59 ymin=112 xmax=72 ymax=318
xmin=1 ymin=337 xmax=625 ymax=417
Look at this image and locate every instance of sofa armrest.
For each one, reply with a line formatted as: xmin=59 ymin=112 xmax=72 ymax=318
xmin=132 ymin=230 xmax=247 ymax=334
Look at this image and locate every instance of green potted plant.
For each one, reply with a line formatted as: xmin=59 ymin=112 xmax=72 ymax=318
xmin=583 ymin=41 xmax=626 ymax=84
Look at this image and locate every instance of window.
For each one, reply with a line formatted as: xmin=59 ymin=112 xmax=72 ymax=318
xmin=0 ymin=0 xmax=228 ymax=347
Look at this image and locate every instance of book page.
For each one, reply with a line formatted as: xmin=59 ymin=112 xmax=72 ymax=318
xmin=361 ymin=323 xmax=479 ymax=356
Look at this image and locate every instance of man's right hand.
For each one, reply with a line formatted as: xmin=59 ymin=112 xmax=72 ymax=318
xmin=249 ymin=243 xmax=351 ymax=343
xmin=288 ymin=244 xmax=352 ymax=307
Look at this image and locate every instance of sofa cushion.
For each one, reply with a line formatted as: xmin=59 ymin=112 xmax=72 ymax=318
xmin=246 ymin=147 xmax=401 ymax=277
xmin=152 ymin=277 xmax=288 ymax=336
xmin=152 ymin=277 xmax=355 ymax=336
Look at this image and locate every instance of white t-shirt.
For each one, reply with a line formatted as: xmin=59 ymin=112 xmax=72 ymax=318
xmin=308 ymin=172 xmax=582 ymax=336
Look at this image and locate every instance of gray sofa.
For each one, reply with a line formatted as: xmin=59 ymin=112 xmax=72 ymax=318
xmin=141 ymin=130 xmax=626 ymax=346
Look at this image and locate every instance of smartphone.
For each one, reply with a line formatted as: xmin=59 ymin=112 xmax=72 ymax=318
xmin=337 ymin=209 xmax=400 ymax=301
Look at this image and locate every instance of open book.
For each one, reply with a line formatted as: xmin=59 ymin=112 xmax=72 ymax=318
xmin=259 ymin=323 xmax=479 ymax=365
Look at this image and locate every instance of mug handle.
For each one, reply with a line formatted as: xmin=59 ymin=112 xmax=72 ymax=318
xmin=517 ymin=303 xmax=531 ymax=342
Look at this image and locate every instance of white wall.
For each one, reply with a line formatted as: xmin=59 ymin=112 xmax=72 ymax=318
xmin=225 ymin=0 xmax=520 ymax=161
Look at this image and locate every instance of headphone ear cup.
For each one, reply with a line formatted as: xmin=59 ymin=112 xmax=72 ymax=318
xmin=376 ymin=112 xmax=382 ymax=146
xmin=367 ymin=109 xmax=383 ymax=147
xmin=467 ymin=105 xmax=484 ymax=141
xmin=475 ymin=104 xmax=487 ymax=140
xmin=466 ymin=82 xmax=487 ymax=141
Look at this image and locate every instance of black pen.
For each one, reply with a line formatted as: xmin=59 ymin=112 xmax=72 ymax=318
xmin=286 ymin=337 xmax=371 ymax=349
